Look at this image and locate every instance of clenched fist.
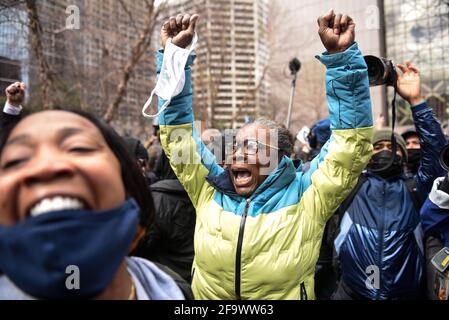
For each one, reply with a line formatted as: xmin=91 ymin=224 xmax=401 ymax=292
xmin=5 ymin=82 xmax=26 ymax=107
xmin=317 ymin=9 xmax=355 ymax=54
xmin=160 ymin=13 xmax=199 ymax=49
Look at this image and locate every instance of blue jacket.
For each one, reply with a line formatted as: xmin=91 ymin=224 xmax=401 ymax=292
xmin=420 ymin=177 xmax=449 ymax=247
xmin=335 ymin=102 xmax=447 ymax=299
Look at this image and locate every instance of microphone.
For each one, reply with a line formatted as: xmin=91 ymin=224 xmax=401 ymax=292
xmin=285 ymin=57 xmax=301 ymax=129
xmin=289 ymin=57 xmax=301 ymax=75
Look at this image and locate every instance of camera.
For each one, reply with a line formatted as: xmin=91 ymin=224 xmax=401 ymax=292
xmin=363 ymin=55 xmax=397 ymax=87
xmin=439 ymin=144 xmax=449 ymax=170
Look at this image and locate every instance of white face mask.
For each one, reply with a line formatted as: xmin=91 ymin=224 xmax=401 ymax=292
xmin=142 ymin=33 xmax=198 ymax=119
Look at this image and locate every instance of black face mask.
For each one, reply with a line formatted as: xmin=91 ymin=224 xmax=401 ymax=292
xmin=367 ymin=150 xmax=403 ymax=180
xmin=406 ymin=148 xmax=421 ymax=175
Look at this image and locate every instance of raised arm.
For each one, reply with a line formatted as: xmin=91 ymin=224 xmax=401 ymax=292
xmin=395 ymin=61 xmax=447 ymax=201
xmin=1 ymin=82 xmax=25 ymax=132
xmin=300 ymin=10 xmax=373 ymax=223
xmin=155 ymin=14 xmax=223 ymax=208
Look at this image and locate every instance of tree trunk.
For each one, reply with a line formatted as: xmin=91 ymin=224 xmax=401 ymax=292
xmin=102 ymin=1 xmax=157 ymax=123
xmin=26 ymin=0 xmax=55 ymax=109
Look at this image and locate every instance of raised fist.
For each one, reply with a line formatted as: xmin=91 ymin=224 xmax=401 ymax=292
xmin=5 ymin=82 xmax=26 ymax=107
xmin=160 ymin=13 xmax=199 ymax=49
xmin=317 ymin=9 xmax=355 ymax=54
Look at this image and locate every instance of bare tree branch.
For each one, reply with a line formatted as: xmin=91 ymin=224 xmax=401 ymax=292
xmin=0 ymin=0 xmax=27 ymax=12
xmin=102 ymin=0 xmax=163 ymax=123
xmin=117 ymin=0 xmax=138 ymax=33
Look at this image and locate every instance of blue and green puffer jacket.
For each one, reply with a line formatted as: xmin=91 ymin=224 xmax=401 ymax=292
xmin=156 ymin=43 xmax=373 ymax=299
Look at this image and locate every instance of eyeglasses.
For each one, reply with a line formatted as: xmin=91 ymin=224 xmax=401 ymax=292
xmin=232 ymin=138 xmax=279 ymax=155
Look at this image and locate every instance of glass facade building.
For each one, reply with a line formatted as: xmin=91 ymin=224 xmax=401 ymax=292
xmin=384 ymin=0 xmax=449 ymax=125
xmin=0 ymin=1 xmax=156 ymax=137
xmin=0 ymin=7 xmax=29 ymax=96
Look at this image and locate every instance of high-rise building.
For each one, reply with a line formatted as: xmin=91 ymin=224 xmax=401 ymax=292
xmin=0 ymin=0 xmax=156 ymax=137
xmin=269 ymin=0 xmax=386 ymax=132
xmin=3 ymin=0 xmax=446 ymax=134
xmin=162 ymin=0 xmax=270 ymax=129
xmin=0 ymin=5 xmax=29 ymax=97
xmin=272 ymin=0 xmax=449 ymax=131
xmin=384 ymin=0 xmax=449 ymax=125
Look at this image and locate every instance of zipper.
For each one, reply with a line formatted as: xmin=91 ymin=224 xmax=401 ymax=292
xmin=376 ymin=181 xmax=386 ymax=300
xmin=300 ymin=282 xmax=308 ymax=300
xmin=235 ymin=198 xmax=251 ymax=300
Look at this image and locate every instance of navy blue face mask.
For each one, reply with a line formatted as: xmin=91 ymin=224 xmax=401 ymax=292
xmin=0 ymin=198 xmax=139 ymax=300
xmin=367 ymin=150 xmax=403 ymax=180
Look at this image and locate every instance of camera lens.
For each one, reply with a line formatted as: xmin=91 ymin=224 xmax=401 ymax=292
xmin=364 ymin=55 xmax=386 ymax=86
xmin=363 ymin=56 xmax=398 ymax=87
xmin=367 ymin=59 xmax=383 ymax=78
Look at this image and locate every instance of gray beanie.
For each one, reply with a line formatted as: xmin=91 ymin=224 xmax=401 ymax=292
xmin=373 ymin=129 xmax=408 ymax=162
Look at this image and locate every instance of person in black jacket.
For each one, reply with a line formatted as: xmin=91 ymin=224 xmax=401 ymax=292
xmin=134 ymin=150 xmax=196 ymax=283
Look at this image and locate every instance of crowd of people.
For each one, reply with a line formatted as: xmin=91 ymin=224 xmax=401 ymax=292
xmin=0 ymin=10 xmax=448 ymax=300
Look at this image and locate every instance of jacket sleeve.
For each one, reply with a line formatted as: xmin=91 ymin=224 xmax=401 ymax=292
xmin=412 ymin=102 xmax=447 ymax=202
xmin=0 ymin=111 xmax=21 ymax=133
xmin=156 ymin=50 xmax=223 ymax=209
xmin=299 ymin=43 xmax=374 ymax=224
xmin=420 ymin=177 xmax=449 ymax=244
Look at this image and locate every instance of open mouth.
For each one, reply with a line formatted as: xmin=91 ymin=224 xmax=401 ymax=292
xmin=231 ymin=168 xmax=253 ymax=187
xmin=28 ymin=196 xmax=91 ymax=217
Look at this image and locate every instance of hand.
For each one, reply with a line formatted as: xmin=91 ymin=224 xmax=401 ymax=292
xmin=375 ymin=113 xmax=385 ymax=130
xmin=317 ymin=9 xmax=355 ymax=54
xmin=5 ymin=82 xmax=26 ymax=107
xmin=160 ymin=13 xmax=199 ymax=49
xmin=396 ymin=61 xmax=424 ymax=106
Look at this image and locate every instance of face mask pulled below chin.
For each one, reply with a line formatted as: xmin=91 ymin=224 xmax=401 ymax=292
xmin=142 ymin=33 xmax=198 ymax=119
xmin=367 ymin=150 xmax=404 ymax=179
xmin=0 ymin=199 xmax=139 ymax=300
